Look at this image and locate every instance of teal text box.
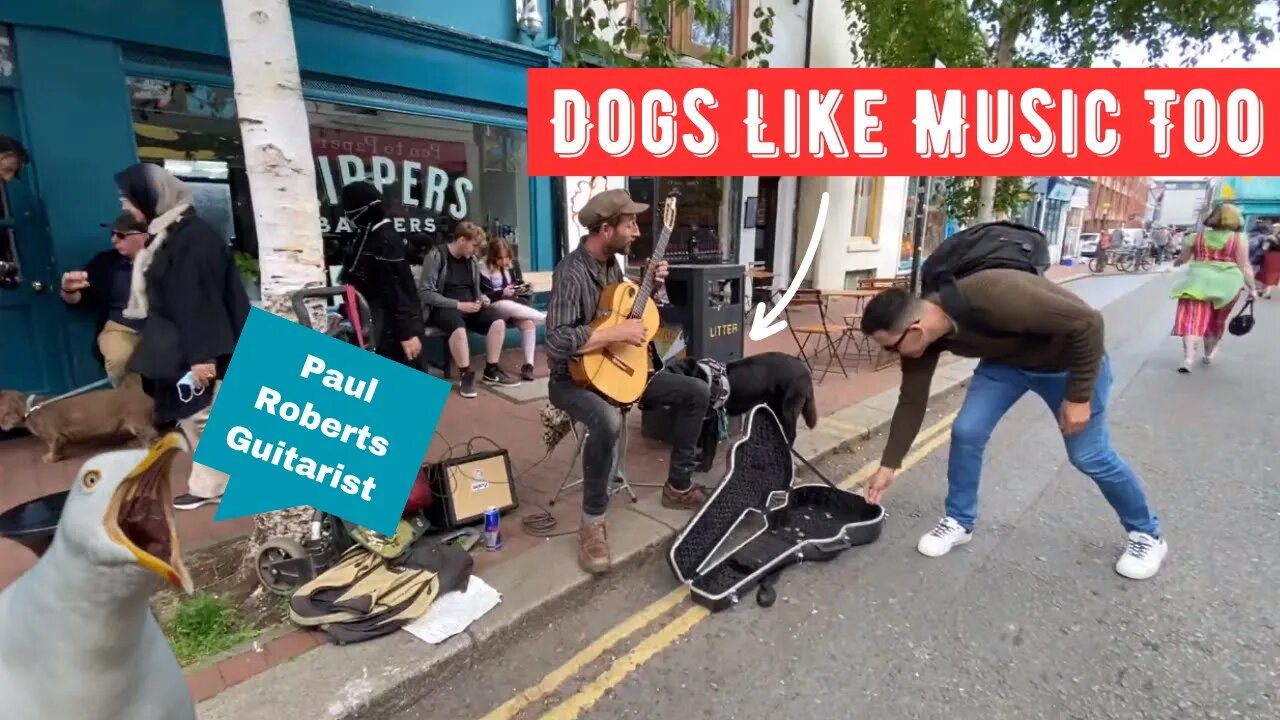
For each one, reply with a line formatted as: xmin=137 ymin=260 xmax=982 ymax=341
xmin=197 ymin=308 xmax=449 ymax=536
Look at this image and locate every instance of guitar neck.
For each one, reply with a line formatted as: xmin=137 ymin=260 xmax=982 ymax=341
xmin=630 ymin=226 xmax=673 ymax=317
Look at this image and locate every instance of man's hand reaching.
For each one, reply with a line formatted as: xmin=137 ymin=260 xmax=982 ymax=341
xmin=863 ymin=466 xmax=897 ymax=505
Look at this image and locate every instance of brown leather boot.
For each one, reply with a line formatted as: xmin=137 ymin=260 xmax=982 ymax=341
xmin=578 ymin=520 xmax=611 ymax=574
xmin=661 ymin=482 xmax=710 ymax=510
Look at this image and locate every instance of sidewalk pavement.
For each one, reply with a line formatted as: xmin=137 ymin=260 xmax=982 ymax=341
xmin=193 ymin=263 xmax=1094 ymax=718
xmin=0 ymin=263 xmax=1094 ymax=708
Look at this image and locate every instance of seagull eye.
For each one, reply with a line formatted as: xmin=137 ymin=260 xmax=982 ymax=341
xmin=81 ymin=470 xmax=101 ymax=490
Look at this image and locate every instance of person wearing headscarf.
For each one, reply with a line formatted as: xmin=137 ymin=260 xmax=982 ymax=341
xmin=337 ymin=181 xmax=424 ymax=366
xmin=115 ymin=162 xmax=250 ymax=510
xmin=1169 ymin=203 xmax=1257 ymax=373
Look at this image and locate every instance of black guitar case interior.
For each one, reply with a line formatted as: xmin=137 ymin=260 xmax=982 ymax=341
xmin=667 ymin=403 xmax=885 ymax=612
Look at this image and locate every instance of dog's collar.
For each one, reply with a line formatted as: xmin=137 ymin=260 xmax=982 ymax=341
xmin=23 ymin=378 xmax=114 ymax=419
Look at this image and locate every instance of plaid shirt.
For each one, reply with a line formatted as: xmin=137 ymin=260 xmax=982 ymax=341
xmin=544 ymin=244 xmax=628 ymax=380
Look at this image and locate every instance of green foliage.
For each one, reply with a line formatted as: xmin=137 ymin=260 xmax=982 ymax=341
xmin=840 ymin=0 xmax=989 ymax=68
xmin=942 ymin=177 xmax=1032 ymax=223
xmin=968 ymin=0 xmax=1276 ymax=68
xmin=233 ymin=250 xmax=259 ymax=285
xmin=842 ymin=0 xmax=1274 ymax=69
xmin=164 ymin=593 xmax=260 ymax=667
xmin=555 ymin=0 xmax=776 ymax=68
xmin=843 ymin=0 xmax=1273 ymax=222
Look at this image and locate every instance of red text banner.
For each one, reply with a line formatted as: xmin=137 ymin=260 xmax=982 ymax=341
xmin=527 ymin=68 xmax=1278 ymax=177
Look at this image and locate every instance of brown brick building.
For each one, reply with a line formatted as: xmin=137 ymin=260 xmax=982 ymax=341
xmin=1083 ymin=176 xmax=1151 ymax=232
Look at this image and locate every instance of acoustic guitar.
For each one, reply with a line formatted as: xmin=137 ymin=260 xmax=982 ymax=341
xmin=569 ymin=195 xmax=678 ymax=406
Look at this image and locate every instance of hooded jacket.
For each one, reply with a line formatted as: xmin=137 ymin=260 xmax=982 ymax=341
xmin=339 ymin=182 xmax=425 ymax=345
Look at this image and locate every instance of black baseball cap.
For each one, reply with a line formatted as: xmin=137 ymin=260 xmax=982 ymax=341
xmin=102 ymin=212 xmax=148 ymax=234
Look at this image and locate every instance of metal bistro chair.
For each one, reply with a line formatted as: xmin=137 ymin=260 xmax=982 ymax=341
xmin=784 ymin=288 xmax=849 ymax=382
xmin=550 ymin=406 xmax=642 ymax=507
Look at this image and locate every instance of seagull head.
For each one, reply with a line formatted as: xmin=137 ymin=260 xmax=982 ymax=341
xmin=58 ymin=432 xmax=193 ymax=593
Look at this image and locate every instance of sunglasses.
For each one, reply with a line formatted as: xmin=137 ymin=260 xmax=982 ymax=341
xmin=112 ymin=231 xmax=147 ymax=240
xmin=886 ymin=319 xmax=921 ymax=353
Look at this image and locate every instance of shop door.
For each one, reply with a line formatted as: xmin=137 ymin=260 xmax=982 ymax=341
xmin=754 ymin=177 xmax=779 ymax=270
xmin=0 ymin=91 xmax=61 ymax=393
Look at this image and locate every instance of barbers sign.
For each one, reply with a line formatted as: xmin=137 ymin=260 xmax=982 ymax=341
xmin=312 ymin=128 xmax=475 ymax=234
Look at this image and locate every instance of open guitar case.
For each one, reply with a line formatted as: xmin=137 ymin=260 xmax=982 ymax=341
xmin=667 ymin=403 xmax=886 ymax=612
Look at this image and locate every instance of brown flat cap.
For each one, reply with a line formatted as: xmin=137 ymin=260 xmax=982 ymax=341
xmin=578 ymin=189 xmax=649 ymax=229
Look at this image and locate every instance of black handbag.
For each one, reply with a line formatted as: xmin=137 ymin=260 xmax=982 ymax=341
xmin=1229 ymin=297 xmax=1256 ymax=336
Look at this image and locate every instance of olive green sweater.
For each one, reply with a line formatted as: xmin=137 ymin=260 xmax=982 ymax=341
xmin=881 ymin=269 xmax=1104 ymax=468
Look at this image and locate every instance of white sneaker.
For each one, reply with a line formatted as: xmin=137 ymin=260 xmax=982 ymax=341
xmin=917 ymin=517 xmax=973 ymax=557
xmin=1115 ymin=531 xmax=1167 ymax=580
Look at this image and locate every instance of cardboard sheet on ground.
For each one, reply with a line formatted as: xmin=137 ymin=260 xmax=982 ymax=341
xmin=402 ymin=575 xmax=502 ymax=644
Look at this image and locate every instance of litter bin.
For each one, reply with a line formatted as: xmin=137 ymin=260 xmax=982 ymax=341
xmin=644 ymin=264 xmax=745 ymax=454
xmin=650 ymin=263 xmax=746 ymax=367
xmin=0 ymin=490 xmax=69 ymax=558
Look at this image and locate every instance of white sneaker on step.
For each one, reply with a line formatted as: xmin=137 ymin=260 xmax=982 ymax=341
xmin=1115 ymin=531 xmax=1167 ymax=580
xmin=917 ymin=517 xmax=973 ymax=557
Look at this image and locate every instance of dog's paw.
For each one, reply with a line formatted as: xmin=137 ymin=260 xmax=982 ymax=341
xmin=41 ymin=452 xmax=63 ymax=464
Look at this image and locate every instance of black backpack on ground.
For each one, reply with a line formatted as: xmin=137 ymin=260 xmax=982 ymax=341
xmin=920 ymin=221 xmax=1051 ymax=335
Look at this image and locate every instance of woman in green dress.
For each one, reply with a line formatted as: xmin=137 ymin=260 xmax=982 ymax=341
xmin=1170 ymin=203 xmax=1258 ymax=373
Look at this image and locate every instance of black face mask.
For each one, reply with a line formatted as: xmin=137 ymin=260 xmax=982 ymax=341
xmin=344 ymin=200 xmax=380 ymax=225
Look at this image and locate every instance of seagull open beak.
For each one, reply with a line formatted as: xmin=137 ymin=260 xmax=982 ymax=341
xmin=105 ymin=432 xmax=193 ymax=593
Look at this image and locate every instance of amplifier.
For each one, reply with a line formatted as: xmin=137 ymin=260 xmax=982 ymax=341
xmin=425 ymin=449 xmax=519 ymax=529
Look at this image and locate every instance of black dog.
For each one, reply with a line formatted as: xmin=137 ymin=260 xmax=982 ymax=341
xmin=665 ymin=352 xmax=818 ymax=445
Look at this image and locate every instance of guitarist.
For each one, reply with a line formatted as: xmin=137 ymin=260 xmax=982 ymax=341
xmin=545 ymin=189 xmax=711 ymax=574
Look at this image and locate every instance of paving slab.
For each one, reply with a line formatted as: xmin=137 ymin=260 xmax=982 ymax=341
xmin=486 ymin=376 xmax=550 ymax=404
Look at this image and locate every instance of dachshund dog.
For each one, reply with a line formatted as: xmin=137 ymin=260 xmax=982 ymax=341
xmin=0 ymin=375 xmax=157 ymax=463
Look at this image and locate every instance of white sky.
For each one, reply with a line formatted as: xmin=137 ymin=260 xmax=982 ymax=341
xmin=1101 ymin=1 xmax=1280 ymax=69
xmin=1106 ymin=36 xmax=1280 ymax=69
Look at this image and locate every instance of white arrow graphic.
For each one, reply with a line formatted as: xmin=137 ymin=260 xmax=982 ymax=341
xmin=748 ymin=191 xmax=830 ymax=341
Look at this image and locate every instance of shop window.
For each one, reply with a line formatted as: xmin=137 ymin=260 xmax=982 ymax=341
xmin=629 ymin=0 xmax=750 ymax=64
xmin=125 ymin=76 xmax=531 ymax=271
xmin=844 ymin=269 xmax=872 ymax=291
xmin=899 ymin=177 xmax=949 ymax=274
xmin=850 ymin=177 xmax=882 ymax=242
xmin=626 ymin=176 xmax=728 ymax=269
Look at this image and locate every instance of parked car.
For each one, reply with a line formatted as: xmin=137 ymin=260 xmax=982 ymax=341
xmin=1078 ymin=232 xmax=1101 ymax=258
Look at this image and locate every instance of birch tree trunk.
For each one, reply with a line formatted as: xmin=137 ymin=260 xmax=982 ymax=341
xmin=222 ymin=0 xmax=327 ymax=589
xmin=975 ymin=17 xmax=1024 ymax=223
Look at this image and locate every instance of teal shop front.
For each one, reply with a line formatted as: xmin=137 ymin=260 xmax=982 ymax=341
xmin=1219 ymin=177 xmax=1280 ymax=229
xmin=0 ymin=0 xmax=559 ymax=394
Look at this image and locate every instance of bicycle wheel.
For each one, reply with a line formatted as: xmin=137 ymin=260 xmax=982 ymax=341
xmin=1139 ymin=252 xmax=1154 ymax=271
xmin=1089 ymin=253 xmax=1106 ymax=273
xmin=1117 ymin=253 xmax=1135 ymax=272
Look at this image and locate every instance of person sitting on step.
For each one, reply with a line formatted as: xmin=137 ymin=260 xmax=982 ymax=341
xmin=419 ymin=221 xmax=521 ymax=398
xmin=480 ymin=237 xmax=545 ymax=382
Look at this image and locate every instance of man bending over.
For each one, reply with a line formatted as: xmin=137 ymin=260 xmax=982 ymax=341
xmin=859 ymin=269 xmax=1166 ymax=580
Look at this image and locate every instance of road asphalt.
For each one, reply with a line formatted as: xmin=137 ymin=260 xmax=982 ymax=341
xmin=395 ymin=268 xmax=1279 ymax=720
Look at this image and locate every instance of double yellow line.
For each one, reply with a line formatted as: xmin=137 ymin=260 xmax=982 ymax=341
xmin=480 ymin=411 xmax=959 ymax=720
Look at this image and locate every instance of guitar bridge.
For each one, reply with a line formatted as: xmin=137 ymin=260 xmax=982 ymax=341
xmin=602 ymin=348 xmax=636 ymax=377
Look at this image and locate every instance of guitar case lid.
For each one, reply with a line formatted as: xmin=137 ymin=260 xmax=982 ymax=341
xmin=667 ymin=403 xmax=885 ymax=611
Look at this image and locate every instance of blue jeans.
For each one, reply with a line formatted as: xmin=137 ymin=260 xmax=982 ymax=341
xmin=946 ymin=356 xmax=1161 ymax=536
